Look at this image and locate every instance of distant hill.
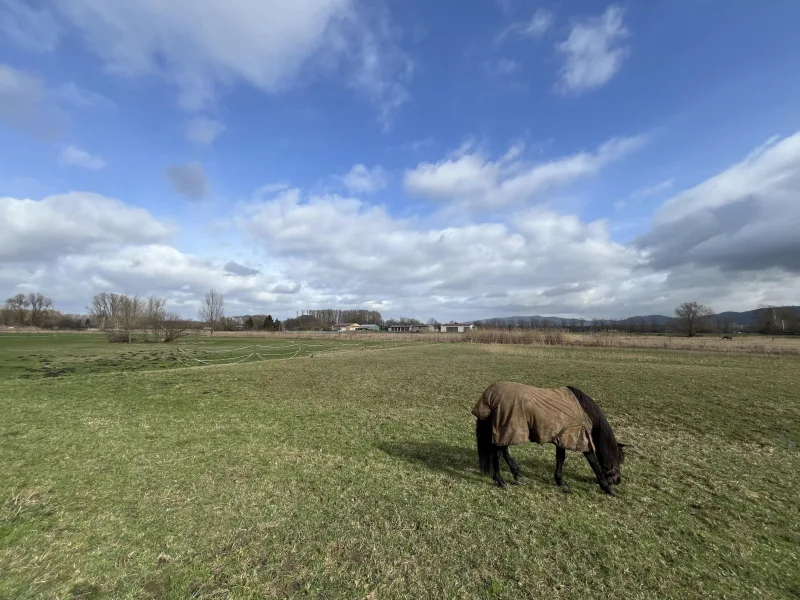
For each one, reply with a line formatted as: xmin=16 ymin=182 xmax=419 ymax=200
xmin=476 ymin=306 xmax=800 ymax=328
xmin=711 ymin=306 xmax=799 ymax=326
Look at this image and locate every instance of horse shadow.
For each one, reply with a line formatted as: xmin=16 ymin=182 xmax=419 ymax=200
xmin=377 ymin=440 xmax=590 ymax=486
xmin=377 ymin=441 xmax=481 ymax=481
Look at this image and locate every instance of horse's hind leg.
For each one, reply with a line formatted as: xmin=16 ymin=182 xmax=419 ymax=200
xmin=492 ymin=448 xmax=507 ymax=488
xmin=583 ymin=451 xmax=615 ymax=496
xmin=502 ymin=447 xmax=524 ymax=484
xmin=554 ymin=446 xmax=568 ymax=489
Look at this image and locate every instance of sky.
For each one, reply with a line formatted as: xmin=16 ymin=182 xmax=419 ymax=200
xmin=1 ymin=0 xmax=799 ymax=322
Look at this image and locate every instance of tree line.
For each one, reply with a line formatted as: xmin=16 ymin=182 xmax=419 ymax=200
xmin=3 ymin=291 xmax=798 ymax=338
xmin=89 ymin=292 xmax=196 ymax=342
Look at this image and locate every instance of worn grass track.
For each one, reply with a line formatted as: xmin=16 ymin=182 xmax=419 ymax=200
xmin=0 ymin=333 xmax=396 ymax=380
xmin=1 ymin=342 xmax=799 ymax=599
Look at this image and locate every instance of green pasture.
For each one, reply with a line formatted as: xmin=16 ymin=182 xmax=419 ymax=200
xmin=0 ymin=333 xmax=393 ymax=380
xmin=1 ymin=337 xmax=798 ymax=598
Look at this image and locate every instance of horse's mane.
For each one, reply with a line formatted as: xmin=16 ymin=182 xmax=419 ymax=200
xmin=567 ymin=385 xmax=624 ymax=466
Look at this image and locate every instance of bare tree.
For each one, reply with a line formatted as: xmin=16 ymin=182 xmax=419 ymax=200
xmin=163 ymin=312 xmax=190 ymax=342
xmin=144 ymin=296 xmax=167 ymax=341
xmin=674 ymin=302 xmax=714 ymax=337
xmin=119 ymin=295 xmax=144 ymax=343
xmin=89 ymin=292 xmax=111 ymax=330
xmin=6 ymin=293 xmax=29 ymax=325
xmin=89 ymin=292 xmax=127 ymax=331
xmin=199 ymin=289 xmax=224 ymax=335
xmin=26 ymin=293 xmax=53 ymax=327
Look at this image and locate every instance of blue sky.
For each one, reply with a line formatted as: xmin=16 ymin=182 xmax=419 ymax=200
xmin=2 ymin=0 xmax=800 ymax=321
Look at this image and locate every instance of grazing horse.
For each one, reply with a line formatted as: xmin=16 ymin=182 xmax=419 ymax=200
xmin=473 ymin=382 xmax=626 ymax=495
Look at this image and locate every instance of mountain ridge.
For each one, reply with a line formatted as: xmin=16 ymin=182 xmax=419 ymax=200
xmin=473 ymin=306 xmax=800 ymax=327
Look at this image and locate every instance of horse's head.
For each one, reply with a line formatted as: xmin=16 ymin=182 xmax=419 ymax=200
xmin=603 ymin=443 xmax=626 ymax=485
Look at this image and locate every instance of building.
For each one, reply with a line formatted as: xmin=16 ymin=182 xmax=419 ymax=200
xmin=410 ymin=324 xmax=437 ymax=333
xmin=355 ymin=324 xmax=380 ymax=331
xmin=332 ymin=322 xmax=360 ymax=332
xmin=440 ymin=322 xmax=475 ymax=333
xmin=386 ymin=324 xmax=411 ymax=332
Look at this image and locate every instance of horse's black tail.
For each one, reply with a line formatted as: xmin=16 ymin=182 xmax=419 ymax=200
xmin=476 ymin=417 xmax=494 ymax=475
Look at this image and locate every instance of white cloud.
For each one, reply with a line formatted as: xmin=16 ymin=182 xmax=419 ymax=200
xmin=4 ymin=137 xmax=800 ymax=322
xmin=0 ymin=192 xmax=173 ymax=262
xmin=637 ymin=132 xmax=800 ymax=274
xmin=49 ymin=0 xmax=412 ymax=125
xmin=556 ymin=5 xmax=629 ymax=94
xmin=59 ymin=145 xmax=106 ymax=170
xmin=0 ymin=0 xmax=61 ymax=53
xmin=165 ymin=162 xmax=209 ymax=200
xmin=185 ymin=116 xmax=226 ymax=146
xmin=4 ymin=133 xmax=800 ymax=321
xmin=340 ymin=164 xmax=388 ymax=194
xmin=496 ymin=8 xmax=553 ymax=42
xmin=404 ymin=135 xmax=645 ymax=209
xmin=233 ymin=187 xmax=651 ymax=319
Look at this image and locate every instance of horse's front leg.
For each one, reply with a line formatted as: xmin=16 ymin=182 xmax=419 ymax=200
xmin=492 ymin=447 xmax=507 ymax=488
xmin=502 ymin=447 xmax=524 ymax=484
xmin=554 ymin=446 xmax=568 ymax=488
xmin=583 ymin=451 xmax=615 ymax=496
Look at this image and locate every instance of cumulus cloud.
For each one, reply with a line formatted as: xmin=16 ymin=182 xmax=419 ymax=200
xmin=496 ymin=8 xmax=553 ymax=43
xmin=185 ymin=116 xmax=226 ymax=146
xmin=237 ymin=187 xmax=643 ymax=317
xmin=0 ymin=0 xmax=61 ymax=53
xmin=4 ymin=134 xmax=800 ymax=321
xmin=0 ymin=192 xmax=173 ymax=262
xmin=404 ymin=135 xmax=645 ymax=209
xmin=341 ymin=164 xmax=388 ymax=194
xmin=47 ymin=0 xmax=412 ymax=125
xmin=59 ymin=145 xmax=106 ymax=170
xmin=165 ymin=162 xmax=209 ymax=200
xmin=636 ymin=132 xmax=800 ymax=275
xmin=556 ymin=5 xmax=629 ymax=94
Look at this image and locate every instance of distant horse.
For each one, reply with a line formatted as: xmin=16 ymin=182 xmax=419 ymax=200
xmin=722 ymin=335 xmax=732 ymax=340
xmin=473 ymin=382 xmax=626 ymax=496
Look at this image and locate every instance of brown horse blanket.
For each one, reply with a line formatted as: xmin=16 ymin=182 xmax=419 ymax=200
xmin=472 ymin=382 xmax=595 ymax=452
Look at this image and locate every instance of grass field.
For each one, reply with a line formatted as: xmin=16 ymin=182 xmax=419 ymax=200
xmin=2 ymin=335 xmax=799 ymax=599
xmin=0 ymin=333 xmax=400 ymax=380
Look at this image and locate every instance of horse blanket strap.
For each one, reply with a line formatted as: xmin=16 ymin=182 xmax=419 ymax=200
xmin=472 ymin=382 xmax=595 ymax=452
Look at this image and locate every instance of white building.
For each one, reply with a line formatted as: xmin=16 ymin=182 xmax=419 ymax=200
xmin=440 ymin=322 xmax=475 ymax=333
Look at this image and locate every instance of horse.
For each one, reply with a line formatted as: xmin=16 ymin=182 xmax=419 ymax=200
xmin=721 ymin=335 xmax=732 ymax=340
xmin=473 ymin=382 xmax=626 ymax=496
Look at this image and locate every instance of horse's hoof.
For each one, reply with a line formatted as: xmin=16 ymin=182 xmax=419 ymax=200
xmin=495 ymin=481 xmax=507 ymax=489
xmin=604 ymin=487 xmax=616 ymax=497
xmin=512 ymin=476 xmax=526 ymax=485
